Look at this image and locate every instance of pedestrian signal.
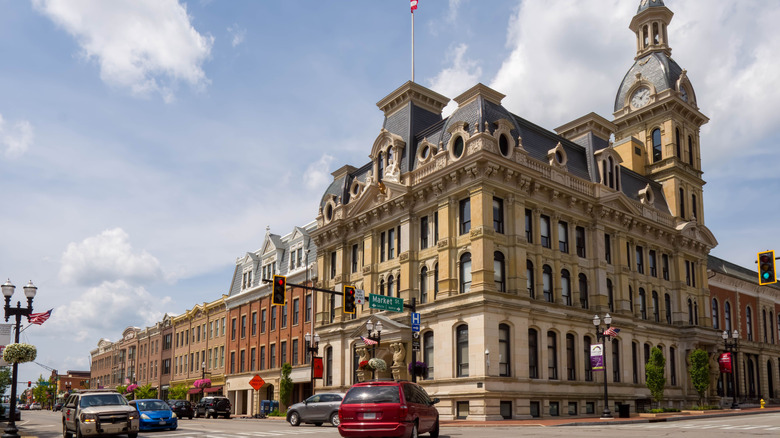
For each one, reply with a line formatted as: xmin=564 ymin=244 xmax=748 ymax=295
xmin=272 ymin=275 xmax=286 ymax=305
xmin=758 ymin=250 xmax=777 ymax=285
xmin=344 ymin=285 xmax=356 ymax=314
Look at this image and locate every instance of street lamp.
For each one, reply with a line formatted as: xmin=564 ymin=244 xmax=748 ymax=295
xmin=200 ymin=361 xmax=211 ymax=401
xmin=305 ymin=332 xmax=320 ymax=394
xmin=592 ymin=313 xmax=613 ymax=419
xmin=722 ymin=329 xmax=739 ymax=409
xmin=365 ymin=320 xmax=383 ymax=379
xmin=2 ymin=279 xmax=37 ymax=438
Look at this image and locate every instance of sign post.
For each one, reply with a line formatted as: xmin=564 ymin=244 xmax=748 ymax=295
xmin=249 ymin=375 xmax=265 ymax=418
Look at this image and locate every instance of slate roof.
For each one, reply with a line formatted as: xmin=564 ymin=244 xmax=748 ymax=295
xmin=614 ymin=52 xmax=686 ymax=112
xmin=708 ymin=254 xmax=780 ymax=291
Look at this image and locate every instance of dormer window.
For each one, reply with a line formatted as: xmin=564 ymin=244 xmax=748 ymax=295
xmin=452 ymin=136 xmax=464 ymax=159
xmin=499 ymin=134 xmax=509 ymax=156
xmin=596 ymin=148 xmax=622 ymax=190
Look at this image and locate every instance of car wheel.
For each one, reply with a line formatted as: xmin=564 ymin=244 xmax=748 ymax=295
xmin=409 ymin=422 xmax=418 ymax=438
xmin=63 ymin=422 xmax=73 ymax=438
xmin=224 ymin=413 xmax=230 ymax=419
xmin=313 ymin=422 xmax=323 ymax=426
xmin=195 ymin=410 xmax=200 ymax=418
xmin=288 ymin=411 xmax=300 ymax=426
xmin=170 ymin=426 xmax=177 ymax=431
xmin=128 ymin=433 xmax=138 ymax=438
xmin=189 ymin=415 xmax=193 ymax=420
xmin=329 ymin=412 xmax=340 ymax=427
xmin=429 ymin=418 xmax=440 ymax=438
xmin=75 ymin=425 xmax=83 ymax=438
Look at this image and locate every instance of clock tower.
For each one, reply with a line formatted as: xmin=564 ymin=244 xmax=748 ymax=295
xmin=612 ymin=0 xmax=709 ymax=224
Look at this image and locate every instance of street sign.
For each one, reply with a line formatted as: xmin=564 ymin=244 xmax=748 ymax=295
xmin=355 ymin=289 xmax=365 ymax=305
xmin=249 ymin=374 xmax=265 ymax=390
xmin=411 ymin=312 xmax=420 ymax=332
xmin=369 ymin=294 xmax=403 ymax=312
xmin=412 ymin=333 xmax=420 ymax=351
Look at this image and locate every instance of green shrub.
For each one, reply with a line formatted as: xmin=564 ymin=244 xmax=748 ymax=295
xmin=686 ymin=405 xmax=719 ymax=411
xmin=267 ymin=409 xmax=284 ymax=417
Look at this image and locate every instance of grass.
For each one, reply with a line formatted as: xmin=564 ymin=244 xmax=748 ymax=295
xmin=685 ymin=405 xmax=720 ymax=411
xmin=647 ymin=408 xmax=680 ymax=413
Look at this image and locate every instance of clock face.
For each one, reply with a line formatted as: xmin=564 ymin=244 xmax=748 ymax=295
xmin=630 ymin=87 xmax=651 ymax=109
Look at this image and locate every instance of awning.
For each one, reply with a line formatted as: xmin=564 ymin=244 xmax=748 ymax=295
xmin=187 ymin=388 xmax=200 ymax=394
xmin=204 ymin=386 xmax=222 ymax=393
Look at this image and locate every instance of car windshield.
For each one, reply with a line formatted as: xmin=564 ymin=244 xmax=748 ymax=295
xmin=80 ymin=394 xmax=128 ymax=408
xmin=136 ymin=400 xmax=169 ymax=411
xmin=342 ymin=386 xmax=400 ymax=404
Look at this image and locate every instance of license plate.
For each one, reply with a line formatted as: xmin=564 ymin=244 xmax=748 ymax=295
xmin=363 ymin=412 xmax=376 ymax=419
xmin=159 ymin=420 xmax=166 ymax=425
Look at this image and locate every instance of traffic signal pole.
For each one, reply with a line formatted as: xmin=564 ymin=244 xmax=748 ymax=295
xmin=403 ymin=298 xmax=417 ymax=383
xmin=262 ymin=278 xmax=344 ymax=297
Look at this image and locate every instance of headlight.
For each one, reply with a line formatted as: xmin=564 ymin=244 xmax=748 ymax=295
xmin=128 ymin=414 xmax=137 ymax=420
xmin=140 ymin=413 xmax=151 ymax=420
xmin=82 ymin=413 xmax=97 ymax=423
xmin=171 ymin=412 xmax=177 ymax=418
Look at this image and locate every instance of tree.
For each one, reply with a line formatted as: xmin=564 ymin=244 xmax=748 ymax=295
xmin=0 ymin=367 xmax=11 ymax=396
xmin=168 ymin=383 xmax=190 ymax=401
xmin=645 ymin=347 xmax=666 ymax=408
xmin=689 ymin=349 xmax=711 ymax=406
xmin=279 ymin=363 xmax=293 ymax=409
xmin=32 ymin=375 xmax=54 ymax=407
xmin=134 ymin=384 xmax=158 ymax=399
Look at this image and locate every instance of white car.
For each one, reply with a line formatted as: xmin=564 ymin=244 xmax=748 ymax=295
xmin=30 ymin=403 xmax=42 ymax=410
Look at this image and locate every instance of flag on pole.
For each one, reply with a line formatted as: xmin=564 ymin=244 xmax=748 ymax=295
xmin=28 ymin=309 xmax=52 ymax=325
xmin=603 ymin=327 xmax=621 ymax=337
xmin=361 ymin=336 xmax=378 ymax=346
xmin=411 ymin=0 xmax=418 ymax=13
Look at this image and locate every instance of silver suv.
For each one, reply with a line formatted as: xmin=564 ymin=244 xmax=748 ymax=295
xmin=286 ymin=392 xmax=345 ymax=427
xmin=62 ymin=390 xmax=139 ymax=438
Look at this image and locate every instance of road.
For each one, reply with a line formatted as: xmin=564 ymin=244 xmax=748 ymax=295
xmin=12 ymin=410 xmax=780 ymax=438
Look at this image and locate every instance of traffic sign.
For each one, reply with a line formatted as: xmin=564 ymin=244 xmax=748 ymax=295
xmin=355 ymin=289 xmax=365 ymax=305
xmin=249 ymin=374 xmax=265 ymax=390
xmin=369 ymin=294 xmax=403 ymax=312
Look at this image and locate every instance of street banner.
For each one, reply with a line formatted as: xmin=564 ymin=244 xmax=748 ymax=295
xmin=312 ymin=357 xmax=324 ymax=379
xmin=0 ymin=324 xmax=11 ymax=367
xmin=719 ymin=352 xmax=732 ymax=373
xmin=590 ymin=343 xmax=605 ymax=371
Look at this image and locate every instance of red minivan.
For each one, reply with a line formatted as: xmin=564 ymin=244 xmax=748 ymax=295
xmin=338 ymin=380 xmax=440 ymax=438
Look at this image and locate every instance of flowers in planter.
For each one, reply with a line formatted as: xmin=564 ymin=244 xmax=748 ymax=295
xmin=358 ymin=360 xmax=371 ymax=371
xmin=2 ymin=343 xmax=36 ymax=364
xmin=125 ymin=384 xmax=138 ymax=394
xmin=194 ymin=378 xmax=212 ymax=389
xmin=368 ymin=358 xmax=387 ymax=372
xmin=408 ymin=361 xmax=427 ymax=376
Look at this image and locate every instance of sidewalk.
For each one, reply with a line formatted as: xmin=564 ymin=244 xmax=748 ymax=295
xmin=439 ymin=406 xmax=780 ymax=427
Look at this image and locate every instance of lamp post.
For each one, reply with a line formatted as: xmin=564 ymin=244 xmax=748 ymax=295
xmin=365 ymin=320 xmax=383 ymax=380
xmin=2 ymin=279 xmax=37 ymax=438
xmin=722 ymin=329 xmax=739 ymax=409
xmin=305 ymin=332 xmax=320 ymax=395
xmin=200 ymin=361 xmax=211 ymax=401
xmin=592 ymin=313 xmax=613 ymax=419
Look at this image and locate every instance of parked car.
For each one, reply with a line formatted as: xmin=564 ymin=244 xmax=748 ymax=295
xmin=168 ymin=400 xmax=194 ymax=420
xmin=129 ymin=399 xmax=177 ymax=431
xmin=30 ymin=403 xmax=42 ymax=410
xmin=194 ymin=396 xmax=231 ymax=419
xmin=338 ymin=380 xmax=440 ymax=438
xmin=61 ymin=389 xmax=139 ymax=438
xmin=53 ymin=402 xmax=64 ymax=411
xmin=0 ymin=403 xmax=21 ymax=421
xmin=286 ymin=392 xmax=345 ymax=427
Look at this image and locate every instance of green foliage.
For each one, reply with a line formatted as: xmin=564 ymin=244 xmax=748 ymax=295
xmin=267 ymin=409 xmax=284 ymax=417
xmin=32 ymin=375 xmax=55 ymax=406
xmin=645 ymin=347 xmax=666 ymax=407
xmin=648 ymin=407 xmax=679 ymax=413
xmin=134 ymin=384 xmax=158 ymax=399
xmin=688 ymin=349 xmax=711 ymax=406
xmin=280 ymin=363 xmax=293 ymax=409
xmin=0 ymin=367 xmax=11 ymax=396
xmin=686 ymin=405 xmax=719 ymax=411
xmin=116 ymin=384 xmax=127 ymax=395
xmin=167 ymin=383 xmax=190 ymax=401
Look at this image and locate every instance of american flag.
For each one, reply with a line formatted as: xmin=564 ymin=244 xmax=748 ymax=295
xmin=361 ymin=336 xmax=378 ymax=346
xmin=411 ymin=0 xmax=418 ymax=13
xmin=604 ymin=327 xmax=621 ymax=337
xmin=28 ymin=309 xmax=52 ymax=325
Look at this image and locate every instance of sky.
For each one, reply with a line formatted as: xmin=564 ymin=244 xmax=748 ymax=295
xmin=1 ymin=0 xmax=780 ymax=385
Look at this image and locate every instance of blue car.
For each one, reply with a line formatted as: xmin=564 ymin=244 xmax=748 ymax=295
xmin=130 ymin=399 xmax=178 ymax=431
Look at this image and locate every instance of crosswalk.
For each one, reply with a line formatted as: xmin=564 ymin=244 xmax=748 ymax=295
xmin=620 ymin=422 xmax=780 ymax=431
xmin=154 ymin=429 xmax=336 ymax=438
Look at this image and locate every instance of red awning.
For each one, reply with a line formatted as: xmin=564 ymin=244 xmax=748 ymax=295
xmin=203 ymin=386 xmax=222 ymax=393
xmin=187 ymin=388 xmax=200 ymax=394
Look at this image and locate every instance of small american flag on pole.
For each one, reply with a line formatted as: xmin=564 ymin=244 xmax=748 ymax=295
xmin=28 ymin=309 xmax=52 ymax=325
xmin=411 ymin=0 xmax=418 ymax=13
xmin=361 ymin=336 xmax=378 ymax=346
xmin=603 ymin=327 xmax=621 ymax=337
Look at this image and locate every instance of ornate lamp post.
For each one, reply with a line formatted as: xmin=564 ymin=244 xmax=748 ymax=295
xmin=2 ymin=279 xmax=37 ymax=438
xmin=365 ymin=320 xmax=383 ymax=379
xmin=200 ymin=361 xmax=210 ymax=401
xmin=305 ymin=332 xmax=320 ymax=394
xmin=722 ymin=329 xmax=739 ymax=409
xmin=592 ymin=313 xmax=613 ymax=419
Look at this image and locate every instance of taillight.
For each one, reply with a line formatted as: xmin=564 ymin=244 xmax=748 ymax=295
xmin=338 ymin=410 xmax=343 ymax=421
xmin=400 ymin=404 xmax=408 ymax=419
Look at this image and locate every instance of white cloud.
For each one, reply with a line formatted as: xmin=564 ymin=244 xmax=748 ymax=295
xmin=32 ymin=0 xmax=213 ymax=102
xmin=303 ymin=154 xmax=335 ymax=192
xmin=227 ymin=24 xmax=246 ymax=47
xmin=0 ymin=114 xmax=34 ymax=158
xmin=50 ymin=280 xmax=170 ymax=338
xmin=428 ymin=43 xmax=482 ymax=116
xmin=59 ymin=228 xmax=164 ymax=286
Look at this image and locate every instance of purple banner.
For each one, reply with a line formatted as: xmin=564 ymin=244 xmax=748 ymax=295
xmin=590 ymin=343 xmax=605 ymax=371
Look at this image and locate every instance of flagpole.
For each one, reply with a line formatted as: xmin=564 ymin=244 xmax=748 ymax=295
xmin=411 ymin=10 xmax=415 ymax=82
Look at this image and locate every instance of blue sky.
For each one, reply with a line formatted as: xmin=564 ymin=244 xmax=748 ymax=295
xmin=1 ymin=0 xmax=779 ymax=384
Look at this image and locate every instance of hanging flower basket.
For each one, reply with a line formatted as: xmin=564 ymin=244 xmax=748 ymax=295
xmin=408 ymin=361 xmax=426 ymax=376
xmin=125 ymin=384 xmax=138 ymax=394
xmin=194 ymin=378 xmax=212 ymax=389
xmin=368 ymin=358 xmax=387 ymax=372
xmin=358 ymin=360 xmax=372 ymax=371
xmin=2 ymin=343 xmax=36 ymax=364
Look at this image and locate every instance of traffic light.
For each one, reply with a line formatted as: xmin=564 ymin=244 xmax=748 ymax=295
xmin=27 ymin=381 xmax=31 ymax=388
xmin=272 ymin=275 xmax=286 ymax=306
xmin=344 ymin=285 xmax=356 ymax=314
xmin=758 ymin=250 xmax=777 ymax=285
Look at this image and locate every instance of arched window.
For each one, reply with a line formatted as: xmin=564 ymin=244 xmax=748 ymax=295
xmin=607 ymin=279 xmax=614 ymax=312
xmin=387 ymin=275 xmax=395 ymax=298
xmin=725 ymin=302 xmax=732 ymax=332
xmin=694 ymin=301 xmax=699 ymax=325
xmin=547 ymin=331 xmax=558 ymax=380
xmin=584 ymin=335 xmax=593 ymax=381
xmin=692 ymin=193 xmax=698 ymax=220
xmin=433 ymin=263 xmax=439 ymax=301
xmin=379 ymin=278 xmax=385 ymax=296
xmin=423 ymin=331 xmax=434 ymax=380
xmin=747 ymin=307 xmax=753 ymax=341
xmin=561 ymin=269 xmax=571 ymax=306
xmin=528 ymin=329 xmax=539 ymax=379
xmin=377 ymin=151 xmax=384 ymax=182
xmin=566 ymin=333 xmax=576 ymax=381
xmin=665 ymin=293 xmax=672 ymax=324
xmin=771 ymin=311 xmax=775 ymax=344
xmin=679 ymin=188 xmax=685 ymax=218
xmin=688 ymin=135 xmax=694 ymax=165
xmin=652 ymin=291 xmax=659 ymax=322
xmin=652 ymin=128 xmax=662 ymax=163
xmin=386 ymin=147 xmax=393 ymax=166
xmin=456 ymin=324 xmax=469 ymax=377
xmin=629 ymin=286 xmax=634 ymax=314
xmin=764 ymin=309 xmax=769 ymax=343
xmin=527 ymin=260 xmax=535 ymax=299
xmin=639 ymin=288 xmax=647 ymax=319
xmin=675 ymin=128 xmax=681 ymax=158
xmin=653 ymin=22 xmax=660 ymax=44
xmin=688 ymin=298 xmax=693 ymax=324
xmin=460 ymin=253 xmax=472 ymax=294
xmin=420 ymin=267 xmax=428 ymax=304
xmin=494 ymin=252 xmax=506 ymax=292
xmin=543 ymin=265 xmax=553 ymax=302
xmin=712 ymin=299 xmax=720 ymax=329
xmin=326 ymin=346 xmax=333 ymax=386
xmin=643 ymin=25 xmax=649 ymax=47
xmin=612 ymin=339 xmax=621 ymax=382
xmin=607 ymin=157 xmax=615 ymax=188
xmin=499 ymin=324 xmax=510 ymax=377
xmin=578 ymin=273 xmax=589 ymax=309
